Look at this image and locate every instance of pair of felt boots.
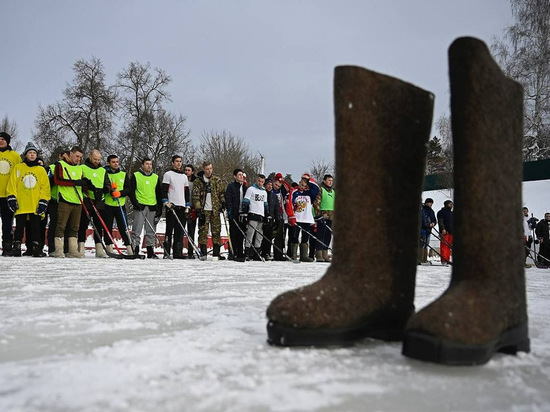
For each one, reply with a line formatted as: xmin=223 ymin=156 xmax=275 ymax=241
xmin=265 ymin=37 xmax=530 ymax=366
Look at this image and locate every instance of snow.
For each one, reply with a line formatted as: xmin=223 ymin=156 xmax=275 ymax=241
xmin=1 ymin=256 xmax=549 ymax=412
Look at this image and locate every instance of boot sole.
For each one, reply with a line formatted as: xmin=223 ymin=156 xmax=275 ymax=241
xmin=402 ymin=323 xmax=530 ymax=365
xmin=267 ymin=314 xmax=411 ymax=347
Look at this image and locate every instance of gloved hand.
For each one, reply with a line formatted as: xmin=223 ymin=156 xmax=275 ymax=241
xmin=110 ymin=181 xmax=117 ymax=190
xmin=82 ymin=177 xmax=93 ymax=190
xmin=264 ymin=215 xmax=273 ymax=225
xmin=227 ymin=210 xmax=233 ymax=221
xmin=155 ymin=208 xmax=162 ymax=220
xmin=111 ymin=190 xmax=121 ymax=199
xmin=288 ymin=216 xmax=297 ymax=226
xmin=239 ymin=213 xmax=248 ymax=223
xmin=36 ymin=199 xmax=48 ymax=215
xmin=73 ymin=179 xmax=84 ymax=186
xmin=7 ymin=196 xmax=18 ymax=213
xmin=312 ymin=223 xmax=318 ymax=233
xmin=198 ymin=210 xmax=206 ymax=226
xmin=163 ymin=199 xmax=173 ymax=210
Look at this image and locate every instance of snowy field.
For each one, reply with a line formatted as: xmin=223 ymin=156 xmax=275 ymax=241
xmin=0 ymin=255 xmax=549 ymax=412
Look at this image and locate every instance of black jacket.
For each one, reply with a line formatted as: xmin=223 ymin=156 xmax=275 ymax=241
xmin=225 ymin=181 xmax=247 ymax=217
xmin=437 ymin=207 xmax=453 ymax=234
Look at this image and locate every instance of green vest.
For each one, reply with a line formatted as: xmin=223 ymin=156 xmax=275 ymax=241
xmin=81 ymin=164 xmax=106 ymax=200
xmin=49 ymin=164 xmax=59 ymax=201
xmin=105 ymin=170 xmax=126 ymax=206
xmin=134 ymin=172 xmax=159 ymax=206
xmin=57 ymin=161 xmax=83 ymax=205
xmin=320 ymin=187 xmax=335 ymax=211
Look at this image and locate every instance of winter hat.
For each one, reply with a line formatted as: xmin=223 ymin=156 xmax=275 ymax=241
xmin=23 ymin=141 xmax=38 ymax=156
xmin=0 ymin=132 xmax=11 ymax=145
xmin=274 ymin=173 xmax=284 ymax=182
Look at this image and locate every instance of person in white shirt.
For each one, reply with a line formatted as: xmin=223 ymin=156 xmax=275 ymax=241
xmin=242 ymin=174 xmax=268 ymax=260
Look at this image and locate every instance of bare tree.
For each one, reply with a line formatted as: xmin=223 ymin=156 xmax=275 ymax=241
xmin=197 ymin=130 xmax=262 ymax=184
xmin=492 ymin=0 xmax=550 ymax=160
xmin=115 ymin=61 xmax=172 ymax=173
xmin=34 ymin=57 xmax=117 ymax=159
xmin=308 ymin=158 xmax=334 ymax=183
xmin=0 ymin=115 xmax=22 ymax=151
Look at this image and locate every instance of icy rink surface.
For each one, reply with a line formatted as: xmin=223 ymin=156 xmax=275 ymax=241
xmin=1 ymin=257 xmax=549 ymax=412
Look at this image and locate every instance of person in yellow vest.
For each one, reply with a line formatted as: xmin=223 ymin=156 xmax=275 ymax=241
xmin=0 ymin=131 xmax=22 ymax=256
xmin=102 ymin=154 xmax=132 ymax=254
xmin=52 ymin=145 xmax=88 ymax=258
xmin=313 ymin=174 xmax=335 ymax=262
xmin=129 ymin=158 xmax=162 ymax=258
xmin=78 ymin=149 xmax=107 ymax=258
xmin=6 ymin=142 xmax=50 ymax=257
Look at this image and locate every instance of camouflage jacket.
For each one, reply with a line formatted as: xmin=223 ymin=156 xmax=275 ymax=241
xmin=192 ymin=171 xmax=226 ymax=213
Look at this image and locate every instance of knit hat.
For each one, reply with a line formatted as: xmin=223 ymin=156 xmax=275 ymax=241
xmin=274 ymin=173 xmax=284 ymax=182
xmin=23 ymin=141 xmax=38 ymax=156
xmin=0 ymin=132 xmax=11 ymax=145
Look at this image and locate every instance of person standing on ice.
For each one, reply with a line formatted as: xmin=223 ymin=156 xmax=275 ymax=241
xmin=161 ymin=155 xmax=190 ymax=259
xmin=52 ymin=146 xmax=88 ymax=258
xmin=260 ymin=178 xmax=281 ymax=260
xmin=78 ymin=149 xmax=107 ymax=258
xmin=184 ymin=164 xmax=198 ymax=258
xmin=129 ymin=158 xmax=162 ymax=259
xmin=241 ymin=174 xmax=268 ymax=261
xmin=418 ymin=198 xmax=436 ymax=265
xmin=522 ymin=207 xmax=537 ymax=267
xmin=6 ymin=142 xmax=50 ymax=257
xmin=103 ymin=154 xmax=132 ymax=255
xmin=436 ymin=200 xmax=453 ymax=265
xmin=313 ymin=174 xmax=335 ymax=262
xmin=272 ymin=173 xmax=297 ymax=260
xmin=290 ymin=174 xmax=319 ymax=262
xmin=0 ymin=131 xmax=22 ymax=256
xmin=225 ymin=168 xmax=248 ymax=262
xmin=535 ymin=212 xmax=550 ymax=267
xmin=192 ymin=161 xmax=226 ymax=260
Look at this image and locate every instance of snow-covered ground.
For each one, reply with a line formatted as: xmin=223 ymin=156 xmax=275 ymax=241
xmin=1 ymin=254 xmax=549 ymax=412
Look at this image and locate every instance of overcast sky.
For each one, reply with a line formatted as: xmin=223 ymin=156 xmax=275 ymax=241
xmin=2 ymin=1 xmax=513 ymax=179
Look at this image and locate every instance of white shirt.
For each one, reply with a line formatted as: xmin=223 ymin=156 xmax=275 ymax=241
xmin=244 ymin=185 xmax=267 ymax=217
xmin=162 ymin=170 xmax=189 ymax=206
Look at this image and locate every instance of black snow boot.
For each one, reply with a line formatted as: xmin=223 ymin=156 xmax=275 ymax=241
xmin=213 ymin=244 xmax=226 ymax=260
xmin=147 ymin=246 xmax=159 ymax=259
xmin=163 ymin=237 xmax=172 ymax=259
xmin=12 ymin=241 xmax=22 ymax=257
xmin=2 ymin=241 xmax=12 ymax=257
xmin=32 ymin=241 xmax=44 ymax=257
xmin=173 ymin=242 xmax=185 ymax=259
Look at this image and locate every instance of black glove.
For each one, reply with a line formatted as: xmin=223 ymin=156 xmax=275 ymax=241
xmin=198 ymin=210 xmax=206 ymax=226
xmin=239 ymin=213 xmax=248 ymax=223
xmin=155 ymin=207 xmax=162 ymax=219
xmin=82 ymin=177 xmax=93 ymax=190
xmin=36 ymin=199 xmax=48 ymax=215
xmin=94 ymin=187 xmax=104 ymax=200
xmin=7 ymin=196 xmax=18 ymax=213
xmin=73 ymin=179 xmax=84 ymax=186
xmin=264 ymin=215 xmax=273 ymax=225
xmin=220 ymin=202 xmax=226 ymax=212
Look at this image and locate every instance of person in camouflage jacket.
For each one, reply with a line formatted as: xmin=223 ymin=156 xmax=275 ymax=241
xmin=192 ymin=161 xmax=226 ymax=259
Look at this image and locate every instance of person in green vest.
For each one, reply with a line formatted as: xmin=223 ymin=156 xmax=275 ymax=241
xmin=102 ymin=154 xmax=132 ymax=254
xmin=78 ymin=149 xmax=107 ymax=258
xmin=129 ymin=158 xmax=162 ymax=258
xmin=0 ymin=131 xmax=22 ymax=256
xmin=47 ymin=149 xmax=69 ymax=256
xmin=52 ymin=145 xmax=89 ymax=258
xmin=313 ymin=174 xmax=335 ymax=262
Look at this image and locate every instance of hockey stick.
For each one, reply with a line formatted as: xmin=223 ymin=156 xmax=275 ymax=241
xmin=232 ymin=218 xmax=264 ymax=262
xmin=244 ymin=220 xmax=297 ymax=263
xmin=222 ymin=211 xmax=234 ymax=257
xmin=168 ymin=206 xmax=206 ymax=260
xmin=295 ymin=223 xmax=333 ymax=252
xmin=141 ymin=208 xmax=172 ymax=259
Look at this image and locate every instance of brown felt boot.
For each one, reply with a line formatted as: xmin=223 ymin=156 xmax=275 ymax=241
xmin=402 ymin=37 xmax=530 ymax=366
xmin=266 ymin=65 xmax=433 ymax=346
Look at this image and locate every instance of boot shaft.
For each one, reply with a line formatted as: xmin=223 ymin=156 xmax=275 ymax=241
xmin=332 ymin=66 xmax=433 ymax=287
xmin=450 ymin=38 xmax=524 ymax=283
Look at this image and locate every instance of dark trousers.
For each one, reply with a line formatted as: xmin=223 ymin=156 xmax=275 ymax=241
xmin=316 ymin=219 xmax=332 ymax=251
xmin=261 ymin=222 xmax=274 ymax=257
xmin=14 ymin=213 xmax=41 ymax=243
xmin=185 ymin=216 xmax=197 ymax=255
xmin=0 ymin=197 xmax=14 ymax=242
xmin=273 ymin=223 xmax=285 ymax=260
xmin=165 ymin=206 xmax=186 ymax=244
xmin=103 ymin=204 xmax=131 ymax=246
xmin=290 ymin=222 xmax=311 ymax=244
xmin=78 ymin=198 xmax=103 ymax=243
xmin=229 ymin=218 xmax=246 ymax=258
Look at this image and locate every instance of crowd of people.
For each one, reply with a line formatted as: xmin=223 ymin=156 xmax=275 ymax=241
xmin=0 ymin=132 xmax=336 ymax=261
